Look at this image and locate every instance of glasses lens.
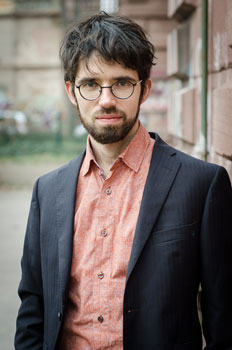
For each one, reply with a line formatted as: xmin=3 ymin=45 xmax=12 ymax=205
xmin=112 ymin=81 xmax=134 ymax=99
xmin=80 ymin=82 xmax=101 ymax=100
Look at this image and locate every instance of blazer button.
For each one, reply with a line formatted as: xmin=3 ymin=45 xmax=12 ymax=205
xmin=58 ymin=312 xmax=62 ymax=321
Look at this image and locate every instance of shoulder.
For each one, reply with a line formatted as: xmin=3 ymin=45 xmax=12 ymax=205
xmin=150 ymin=132 xmax=229 ymax=183
xmin=33 ymin=151 xmax=85 ymax=197
xmin=41 ymin=152 xmax=85 ymax=180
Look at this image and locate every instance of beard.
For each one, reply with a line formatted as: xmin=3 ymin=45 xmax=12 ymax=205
xmin=77 ymin=106 xmax=140 ymax=144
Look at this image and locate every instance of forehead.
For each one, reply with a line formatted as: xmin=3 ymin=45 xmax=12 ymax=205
xmin=76 ymin=52 xmax=139 ymax=81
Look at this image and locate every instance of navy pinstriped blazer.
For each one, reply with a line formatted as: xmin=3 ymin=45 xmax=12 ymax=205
xmin=15 ymin=133 xmax=232 ymax=350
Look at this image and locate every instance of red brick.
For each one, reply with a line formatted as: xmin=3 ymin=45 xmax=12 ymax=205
xmin=168 ymin=0 xmax=197 ymax=19
xmin=226 ymin=0 xmax=232 ymax=49
xmin=208 ymin=70 xmax=232 ymax=91
xmin=212 ymin=82 xmax=232 ymax=158
xmin=147 ymin=19 xmax=175 ymax=49
xmin=151 ymin=50 xmax=167 ymax=78
xmin=120 ymin=0 xmax=167 ymax=18
xmin=208 ymin=0 xmax=232 ymax=72
xmin=189 ymin=6 xmax=202 ymax=77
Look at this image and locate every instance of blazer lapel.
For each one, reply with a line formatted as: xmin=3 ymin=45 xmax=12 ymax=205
xmin=126 ymin=134 xmax=181 ymax=283
xmin=56 ymin=151 xmax=85 ymax=302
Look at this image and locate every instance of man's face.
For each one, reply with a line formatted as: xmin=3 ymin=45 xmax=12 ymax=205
xmin=65 ymin=53 xmax=151 ymax=144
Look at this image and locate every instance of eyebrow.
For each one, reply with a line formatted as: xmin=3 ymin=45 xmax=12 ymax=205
xmin=75 ymin=78 xmax=96 ymax=86
xmin=76 ymin=75 xmax=138 ymax=85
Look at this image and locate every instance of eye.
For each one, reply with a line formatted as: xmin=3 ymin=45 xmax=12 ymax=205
xmin=115 ymin=80 xmax=131 ymax=88
xmin=82 ymin=81 xmax=98 ymax=88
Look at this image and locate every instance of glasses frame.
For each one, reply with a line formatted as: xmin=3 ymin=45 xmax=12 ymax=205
xmin=75 ymin=80 xmax=143 ymax=101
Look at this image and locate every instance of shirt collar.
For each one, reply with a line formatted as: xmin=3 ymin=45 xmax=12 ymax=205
xmin=118 ymin=123 xmax=151 ymax=173
xmin=82 ymin=123 xmax=152 ymax=176
xmin=82 ymin=136 xmax=98 ymax=176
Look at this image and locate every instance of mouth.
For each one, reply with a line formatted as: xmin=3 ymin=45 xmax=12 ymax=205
xmin=95 ymin=113 xmax=123 ymax=125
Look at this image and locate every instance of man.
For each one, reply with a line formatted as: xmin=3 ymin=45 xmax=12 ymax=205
xmin=15 ymin=12 xmax=232 ymax=350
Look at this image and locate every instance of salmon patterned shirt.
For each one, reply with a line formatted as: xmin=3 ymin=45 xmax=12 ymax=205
xmin=59 ymin=123 xmax=154 ymax=349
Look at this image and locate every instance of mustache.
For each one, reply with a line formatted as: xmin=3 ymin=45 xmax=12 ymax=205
xmin=94 ymin=108 xmax=125 ymax=117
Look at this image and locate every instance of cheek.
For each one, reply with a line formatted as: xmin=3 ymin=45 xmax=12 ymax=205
xmin=125 ymin=98 xmax=140 ymax=116
xmin=77 ymin=100 xmax=90 ymax=116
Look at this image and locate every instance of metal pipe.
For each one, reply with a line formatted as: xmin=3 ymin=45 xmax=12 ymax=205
xmin=201 ymin=0 xmax=208 ymax=160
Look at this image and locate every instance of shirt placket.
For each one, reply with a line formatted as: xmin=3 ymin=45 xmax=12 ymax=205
xmin=93 ymin=168 xmax=116 ymax=349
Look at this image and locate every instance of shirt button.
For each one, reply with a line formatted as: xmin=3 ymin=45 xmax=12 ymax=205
xmin=98 ymin=315 xmax=104 ymax=323
xmin=101 ymin=229 xmax=107 ymax=237
xmin=105 ymin=187 xmax=112 ymax=195
xmin=98 ymin=272 xmax=104 ymax=279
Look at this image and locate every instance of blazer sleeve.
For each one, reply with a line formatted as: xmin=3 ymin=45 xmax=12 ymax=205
xmin=200 ymin=166 xmax=232 ymax=349
xmin=15 ymin=178 xmax=44 ymax=350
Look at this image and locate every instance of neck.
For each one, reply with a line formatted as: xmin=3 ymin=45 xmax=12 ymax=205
xmin=89 ymin=122 xmax=139 ymax=177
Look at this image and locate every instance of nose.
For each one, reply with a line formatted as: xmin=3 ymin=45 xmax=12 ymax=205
xmin=98 ymin=87 xmax=116 ymax=109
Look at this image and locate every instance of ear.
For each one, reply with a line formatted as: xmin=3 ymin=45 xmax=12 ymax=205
xmin=140 ymin=79 xmax=152 ymax=105
xmin=65 ymin=81 xmax=77 ymax=106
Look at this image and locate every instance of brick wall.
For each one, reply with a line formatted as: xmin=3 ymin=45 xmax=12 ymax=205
xmin=207 ymin=0 xmax=232 ymax=179
xmin=166 ymin=0 xmax=232 ymax=180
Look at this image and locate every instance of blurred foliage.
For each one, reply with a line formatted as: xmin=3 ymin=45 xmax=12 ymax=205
xmin=0 ymin=132 xmax=87 ymax=159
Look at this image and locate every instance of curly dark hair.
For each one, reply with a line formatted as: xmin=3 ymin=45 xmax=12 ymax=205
xmin=60 ymin=12 xmax=156 ymax=92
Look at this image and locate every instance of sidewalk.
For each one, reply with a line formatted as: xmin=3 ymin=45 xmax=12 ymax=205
xmin=0 ymin=159 xmax=65 ymax=349
xmin=0 ymin=189 xmax=31 ymax=349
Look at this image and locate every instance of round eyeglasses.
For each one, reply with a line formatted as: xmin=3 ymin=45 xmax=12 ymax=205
xmin=75 ymin=80 xmax=142 ymax=101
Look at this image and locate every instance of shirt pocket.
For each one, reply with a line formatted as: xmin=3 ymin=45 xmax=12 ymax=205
xmin=150 ymin=221 xmax=199 ymax=245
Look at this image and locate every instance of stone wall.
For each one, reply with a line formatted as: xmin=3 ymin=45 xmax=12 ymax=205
xmin=166 ymin=0 xmax=232 ymax=180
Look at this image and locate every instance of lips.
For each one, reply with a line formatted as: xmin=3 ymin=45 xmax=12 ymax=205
xmin=96 ymin=113 xmax=122 ymax=119
xmin=96 ymin=113 xmax=122 ymax=124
